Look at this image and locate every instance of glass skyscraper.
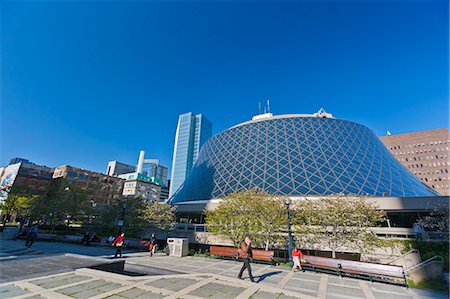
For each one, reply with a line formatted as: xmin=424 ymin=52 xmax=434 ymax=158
xmin=169 ymin=112 xmax=212 ymax=198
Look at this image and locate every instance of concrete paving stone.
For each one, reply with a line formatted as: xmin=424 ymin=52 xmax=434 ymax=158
xmin=371 ymin=282 xmax=409 ymax=294
xmin=103 ymin=295 xmax=124 ymax=299
xmin=72 ymin=288 xmax=103 ymax=299
xmin=82 ymin=279 xmax=112 ymax=289
xmin=24 ymin=296 xmax=45 ymax=299
xmin=328 ymin=276 xmax=361 ymax=287
xmin=278 ymin=294 xmax=299 ymax=299
xmin=373 ymin=291 xmax=413 ymax=299
xmin=147 ymin=278 xmax=198 ymax=292
xmin=135 ymin=292 xmax=165 ymax=299
xmin=58 ymin=284 xmax=89 ymax=295
xmin=326 ymin=284 xmax=365 ymax=299
xmin=0 ymin=284 xmax=28 ymax=298
xmin=115 ymin=287 xmax=147 ymax=298
xmin=97 ymin=283 xmax=124 ymax=292
xmin=188 ymin=282 xmax=246 ymax=299
xmin=284 ymin=279 xmax=318 ymax=296
xmin=249 ymin=290 xmax=279 ymax=299
xmin=30 ymin=273 xmax=88 ymax=286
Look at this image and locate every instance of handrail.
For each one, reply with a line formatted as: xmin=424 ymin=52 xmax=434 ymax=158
xmin=405 ymin=255 xmax=444 ymax=272
xmin=387 ymin=249 xmax=420 ymax=265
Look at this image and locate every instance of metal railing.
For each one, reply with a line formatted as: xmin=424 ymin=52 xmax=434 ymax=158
xmin=387 ymin=249 xmax=420 ymax=265
xmin=405 ymin=255 xmax=444 ymax=272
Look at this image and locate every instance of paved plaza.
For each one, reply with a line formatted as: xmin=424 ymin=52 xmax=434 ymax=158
xmin=0 ymin=240 xmax=448 ymax=299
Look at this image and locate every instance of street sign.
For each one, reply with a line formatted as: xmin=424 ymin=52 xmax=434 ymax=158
xmin=117 ymin=220 xmax=124 ymax=226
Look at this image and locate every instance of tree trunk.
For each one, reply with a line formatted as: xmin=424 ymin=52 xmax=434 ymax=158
xmin=265 ymin=240 xmax=269 ymax=251
xmin=332 ymin=249 xmax=336 ymax=259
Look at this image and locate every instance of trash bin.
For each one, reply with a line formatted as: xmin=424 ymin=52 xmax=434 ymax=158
xmin=167 ymin=238 xmax=189 ymax=257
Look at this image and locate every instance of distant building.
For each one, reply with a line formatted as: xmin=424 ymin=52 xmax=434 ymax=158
xmin=106 ymin=160 xmax=135 ymax=176
xmin=118 ymin=172 xmax=161 ymax=203
xmin=53 ymin=165 xmax=124 ymax=205
xmin=160 ymin=180 xmax=170 ymax=202
xmin=0 ymin=159 xmax=54 ymax=204
xmin=380 ymin=128 xmax=450 ymax=195
xmin=169 ymin=112 xmax=212 ymax=198
xmin=136 ymin=150 xmax=168 ymax=187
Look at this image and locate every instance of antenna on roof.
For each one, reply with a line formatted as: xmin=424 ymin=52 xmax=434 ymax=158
xmin=267 ymin=99 xmax=271 ymax=113
xmin=258 ymin=101 xmax=262 ymax=114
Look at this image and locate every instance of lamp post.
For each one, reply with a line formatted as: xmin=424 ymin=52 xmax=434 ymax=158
xmin=285 ymin=197 xmax=294 ymax=264
xmin=118 ymin=203 xmax=127 ymax=235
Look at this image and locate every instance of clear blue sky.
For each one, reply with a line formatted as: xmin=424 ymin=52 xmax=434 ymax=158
xmin=1 ymin=0 xmax=448 ymax=174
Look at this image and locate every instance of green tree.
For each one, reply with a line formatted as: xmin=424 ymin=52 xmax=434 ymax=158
xmin=143 ymin=201 xmax=176 ymax=231
xmin=34 ymin=178 xmax=89 ymax=232
xmin=0 ymin=185 xmax=39 ymax=231
xmin=293 ymin=194 xmax=386 ymax=258
xmin=205 ymin=189 xmax=286 ymax=249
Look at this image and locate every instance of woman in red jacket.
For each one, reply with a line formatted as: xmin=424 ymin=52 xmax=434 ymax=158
xmin=292 ymin=246 xmax=305 ymax=272
xmin=112 ymin=233 xmax=125 ymax=258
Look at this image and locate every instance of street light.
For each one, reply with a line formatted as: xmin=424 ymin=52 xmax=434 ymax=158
xmin=118 ymin=203 xmax=127 ymax=235
xmin=285 ymin=197 xmax=294 ymax=264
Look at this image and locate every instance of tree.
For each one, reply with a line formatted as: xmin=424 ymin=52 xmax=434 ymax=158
xmin=143 ymin=201 xmax=176 ymax=231
xmin=292 ymin=195 xmax=386 ymax=258
xmin=205 ymin=189 xmax=286 ymax=249
xmin=0 ymin=185 xmax=39 ymax=231
xmin=33 ymin=178 xmax=89 ymax=232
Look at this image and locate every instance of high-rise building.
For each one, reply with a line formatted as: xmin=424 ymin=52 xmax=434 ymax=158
xmin=380 ymin=128 xmax=450 ymax=195
xmin=169 ymin=112 xmax=212 ymax=198
xmin=135 ymin=150 xmax=168 ymax=187
xmin=106 ymin=160 xmax=135 ymax=176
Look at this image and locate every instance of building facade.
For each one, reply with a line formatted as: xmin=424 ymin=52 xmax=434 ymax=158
xmin=106 ymin=160 xmax=135 ymax=176
xmin=119 ymin=172 xmax=161 ymax=203
xmin=53 ymin=165 xmax=124 ymax=205
xmin=380 ymin=128 xmax=450 ymax=195
xmin=0 ymin=159 xmax=54 ymax=204
xmin=171 ymin=113 xmax=437 ymax=203
xmin=169 ymin=112 xmax=212 ymax=198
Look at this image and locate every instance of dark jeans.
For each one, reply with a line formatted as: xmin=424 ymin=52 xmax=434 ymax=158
xmin=114 ymin=246 xmax=122 ymax=258
xmin=238 ymin=258 xmax=254 ymax=281
xmin=25 ymin=233 xmax=37 ymax=248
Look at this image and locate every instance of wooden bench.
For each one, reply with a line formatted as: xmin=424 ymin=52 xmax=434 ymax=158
xmin=206 ymin=245 xmax=239 ymax=261
xmin=206 ymin=246 xmax=275 ymax=265
xmin=302 ymin=255 xmax=407 ymax=286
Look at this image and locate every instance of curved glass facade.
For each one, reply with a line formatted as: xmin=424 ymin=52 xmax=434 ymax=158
xmin=171 ymin=116 xmax=438 ymax=203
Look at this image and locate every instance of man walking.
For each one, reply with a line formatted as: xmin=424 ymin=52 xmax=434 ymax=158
xmin=149 ymin=233 xmax=156 ymax=256
xmin=238 ymin=236 xmax=256 ymax=283
xmin=25 ymin=224 xmax=39 ymax=248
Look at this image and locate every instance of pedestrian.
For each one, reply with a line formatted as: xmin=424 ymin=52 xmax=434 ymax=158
xmin=106 ymin=234 xmax=115 ymax=245
xmin=414 ymin=222 xmax=424 ymax=241
xmin=112 ymin=233 xmax=125 ymax=258
xmin=81 ymin=232 xmax=90 ymax=246
xmin=149 ymin=233 xmax=156 ymax=256
xmin=292 ymin=246 xmax=305 ymax=272
xmin=238 ymin=236 xmax=256 ymax=283
xmin=25 ymin=224 xmax=39 ymax=248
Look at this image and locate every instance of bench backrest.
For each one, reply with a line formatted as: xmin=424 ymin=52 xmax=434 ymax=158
xmin=252 ymin=249 xmax=274 ymax=261
xmin=209 ymin=246 xmax=239 ymax=257
xmin=304 ymin=255 xmax=404 ymax=278
xmin=340 ymin=259 xmax=404 ymax=278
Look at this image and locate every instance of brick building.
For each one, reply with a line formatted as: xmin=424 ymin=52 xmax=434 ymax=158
xmin=380 ymin=128 xmax=450 ymax=195
xmin=53 ymin=165 xmax=125 ymax=205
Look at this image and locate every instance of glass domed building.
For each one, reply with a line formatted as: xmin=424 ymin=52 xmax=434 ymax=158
xmin=170 ymin=112 xmax=438 ymax=203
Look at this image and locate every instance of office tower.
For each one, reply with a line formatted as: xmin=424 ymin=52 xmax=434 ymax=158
xmin=380 ymin=128 xmax=450 ymax=195
xmin=169 ymin=112 xmax=212 ymax=198
xmin=106 ymin=160 xmax=135 ymax=176
xmin=135 ymin=150 xmax=168 ymax=187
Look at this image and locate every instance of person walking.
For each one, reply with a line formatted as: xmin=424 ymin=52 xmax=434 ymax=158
xmin=149 ymin=233 xmax=156 ymax=256
xmin=106 ymin=234 xmax=115 ymax=245
xmin=112 ymin=233 xmax=125 ymax=258
xmin=292 ymin=246 xmax=305 ymax=272
xmin=25 ymin=224 xmax=39 ymax=248
xmin=238 ymin=236 xmax=256 ymax=283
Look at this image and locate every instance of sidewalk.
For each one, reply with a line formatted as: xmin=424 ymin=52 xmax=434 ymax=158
xmin=1 ymin=246 xmax=448 ymax=299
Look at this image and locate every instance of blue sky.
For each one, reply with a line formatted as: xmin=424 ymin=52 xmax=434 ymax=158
xmin=1 ymin=0 xmax=448 ymax=174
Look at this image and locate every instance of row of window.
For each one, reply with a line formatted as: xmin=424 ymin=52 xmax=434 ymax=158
xmin=399 ymin=154 xmax=448 ymax=161
xmin=407 ymin=161 xmax=450 ymax=168
xmin=389 ymin=140 xmax=450 ymax=150
xmin=393 ymin=147 xmax=449 ymax=155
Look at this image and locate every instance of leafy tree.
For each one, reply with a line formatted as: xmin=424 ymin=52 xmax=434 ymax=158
xmin=0 ymin=185 xmax=39 ymax=231
xmin=33 ymin=178 xmax=89 ymax=232
xmin=143 ymin=201 xmax=176 ymax=231
xmin=292 ymin=194 xmax=386 ymax=258
xmin=205 ymin=189 xmax=286 ymax=249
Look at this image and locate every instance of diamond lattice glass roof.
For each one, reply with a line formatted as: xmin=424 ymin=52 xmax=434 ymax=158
xmin=170 ymin=116 xmax=438 ymax=203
